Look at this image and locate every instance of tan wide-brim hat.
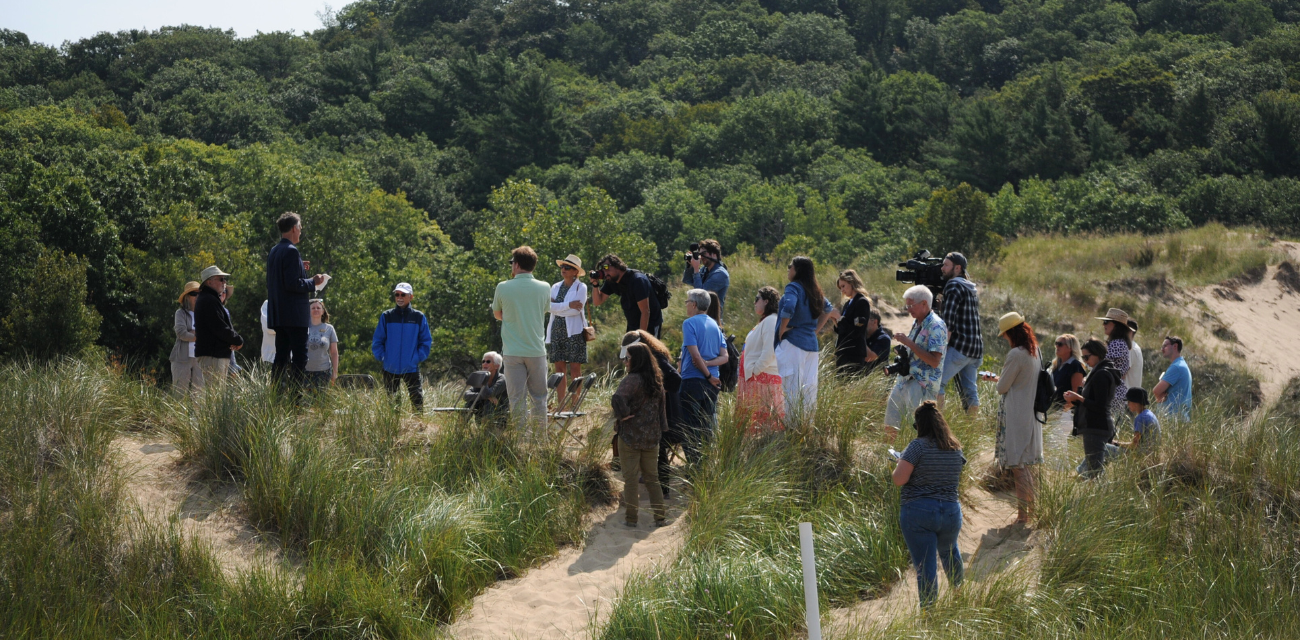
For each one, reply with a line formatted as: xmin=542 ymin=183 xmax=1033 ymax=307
xmin=998 ymin=311 xmax=1025 ymax=336
xmin=200 ymin=265 xmax=230 ymax=282
xmin=177 ymin=281 xmax=200 ymax=305
xmin=556 ymin=254 xmax=586 ymax=276
xmin=1095 ymin=307 xmax=1131 ymax=326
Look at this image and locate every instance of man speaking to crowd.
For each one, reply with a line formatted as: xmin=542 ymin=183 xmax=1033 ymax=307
xmin=267 ymin=212 xmax=329 ymax=387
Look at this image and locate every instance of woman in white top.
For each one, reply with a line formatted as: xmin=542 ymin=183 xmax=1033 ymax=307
xmin=170 ymin=281 xmax=203 ymax=395
xmin=260 ymin=300 xmax=276 ymax=364
xmin=1125 ymin=319 xmax=1143 ymax=392
xmin=546 ymin=254 xmax=590 ymax=408
xmin=738 ymin=286 xmax=785 ymax=431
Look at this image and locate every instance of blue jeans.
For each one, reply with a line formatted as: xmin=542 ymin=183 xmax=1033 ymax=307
xmin=899 ymin=498 xmax=964 ymax=608
xmin=679 ymin=377 xmax=719 ymax=465
xmin=940 ymin=348 xmax=980 ymax=409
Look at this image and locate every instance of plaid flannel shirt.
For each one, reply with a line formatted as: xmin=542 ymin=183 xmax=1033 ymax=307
xmin=940 ymin=277 xmax=983 ymax=361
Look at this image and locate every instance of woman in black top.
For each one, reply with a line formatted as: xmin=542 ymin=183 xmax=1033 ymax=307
xmin=1063 ymin=339 xmax=1121 ymax=476
xmin=623 ymin=331 xmax=683 ymax=497
xmin=892 ymin=401 xmax=966 ymax=608
xmin=1050 ymin=333 xmax=1085 ymax=406
xmin=833 ymin=269 xmax=873 ymax=376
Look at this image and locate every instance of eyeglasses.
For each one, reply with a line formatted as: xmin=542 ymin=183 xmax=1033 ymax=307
xmin=1055 ymin=341 xmax=1067 ymax=347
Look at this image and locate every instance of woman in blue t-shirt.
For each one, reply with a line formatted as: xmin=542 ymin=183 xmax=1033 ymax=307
xmin=892 ymin=400 xmax=967 ymax=609
xmin=775 ymin=256 xmax=837 ymax=422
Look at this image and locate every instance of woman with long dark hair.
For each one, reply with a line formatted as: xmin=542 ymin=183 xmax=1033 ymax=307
xmin=622 ymin=330 xmax=682 ymax=497
xmin=892 ymin=400 xmax=966 ymax=609
xmin=775 ymin=256 xmax=835 ymax=421
xmin=1096 ymin=308 xmax=1132 ymax=416
xmin=833 ymin=269 xmax=873 ymax=376
xmin=612 ymin=343 xmax=669 ymax=527
xmin=993 ymin=312 xmax=1042 ymax=524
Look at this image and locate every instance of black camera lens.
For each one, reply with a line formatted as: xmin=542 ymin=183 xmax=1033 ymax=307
xmin=689 ymin=242 xmax=700 ymax=252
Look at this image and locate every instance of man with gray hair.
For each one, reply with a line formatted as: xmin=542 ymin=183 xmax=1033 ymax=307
xmin=884 ymin=285 xmax=948 ymax=439
xmin=464 ymin=351 xmax=508 ymax=421
xmin=677 ymin=288 xmax=728 ymax=464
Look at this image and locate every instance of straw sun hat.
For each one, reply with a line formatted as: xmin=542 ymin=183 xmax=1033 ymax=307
xmin=1094 ymin=307 xmax=1132 ymax=326
xmin=556 ymin=254 xmax=586 ymax=276
xmin=997 ymin=311 xmax=1026 ymax=336
xmin=177 ymin=281 xmax=200 ymax=305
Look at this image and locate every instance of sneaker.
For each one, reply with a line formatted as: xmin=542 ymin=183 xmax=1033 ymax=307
xmin=624 ymin=520 xmax=638 ymax=528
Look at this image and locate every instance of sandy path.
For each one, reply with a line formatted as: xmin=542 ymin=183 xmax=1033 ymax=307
xmin=112 ymin=436 xmax=289 ymax=577
xmin=826 ymin=455 xmax=1031 ymax=636
xmin=1190 ymin=242 xmax=1300 ymax=402
xmin=448 ymin=490 xmax=687 ymax=640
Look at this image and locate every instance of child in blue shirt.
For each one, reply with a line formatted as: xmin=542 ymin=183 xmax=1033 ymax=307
xmin=1117 ymin=387 xmax=1160 ymax=451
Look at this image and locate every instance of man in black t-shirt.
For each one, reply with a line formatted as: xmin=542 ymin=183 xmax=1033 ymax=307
xmin=591 ymin=253 xmax=663 ymax=337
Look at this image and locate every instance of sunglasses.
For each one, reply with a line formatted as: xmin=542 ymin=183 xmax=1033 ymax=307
xmin=1055 ymin=341 xmax=1067 ymax=347
xmin=482 ymin=359 xmax=492 ymax=364
xmin=560 ymin=265 xmax=576 ymax=271
xmin=394 ymin=292 xmax=410 ymax=297
xmin=186 ymin=292 xmax=198 ymax=297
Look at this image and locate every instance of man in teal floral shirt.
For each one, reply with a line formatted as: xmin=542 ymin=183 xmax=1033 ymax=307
xmin=884 ymin=285 xmax=949 ymax=438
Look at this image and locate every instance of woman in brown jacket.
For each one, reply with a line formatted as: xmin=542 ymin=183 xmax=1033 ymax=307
xmin=613 ymin=343 xmax=669 ymax=527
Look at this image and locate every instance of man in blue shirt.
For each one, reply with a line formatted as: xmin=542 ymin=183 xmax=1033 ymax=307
xmin=1153 ymin=335 xmax=1192 ymax=422
xmin=884 ymin=286 xmax=948 ymax=440
xmin=372 ymin=282 xmax=433 ymax=412
xmin=678 ymin=289 xmax=728 ymax=464
xmin=683 ymin=239 xmax=730 ymax=319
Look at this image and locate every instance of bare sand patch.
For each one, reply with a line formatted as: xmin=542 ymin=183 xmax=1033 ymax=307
xmin=112 ymin=436 xmax=292 ymax=578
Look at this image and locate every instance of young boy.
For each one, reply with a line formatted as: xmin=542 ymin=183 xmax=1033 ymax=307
xmin=1116 ymin=387 xmax=1160 ymax=451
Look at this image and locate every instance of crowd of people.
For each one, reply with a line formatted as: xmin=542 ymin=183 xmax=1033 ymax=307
xmin=172 ymin=211 xmax=1200 ymax=606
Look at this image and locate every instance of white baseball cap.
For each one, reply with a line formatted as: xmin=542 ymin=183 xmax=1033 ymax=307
xmin=393 ymin=282 xmax=413 ymax=295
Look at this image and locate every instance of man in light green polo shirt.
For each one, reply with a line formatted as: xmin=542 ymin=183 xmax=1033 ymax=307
xmin=492 ymin=245 xmax=552 ymax=428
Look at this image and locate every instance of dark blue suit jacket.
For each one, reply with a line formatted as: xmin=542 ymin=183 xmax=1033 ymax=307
xmin=266 ymin=238 xmax=316 ymax=328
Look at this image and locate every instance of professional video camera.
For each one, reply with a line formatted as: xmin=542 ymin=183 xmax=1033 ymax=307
xmin=883 ymin=345 xmax=911 ymax=376
xmin=683 ymin=242 xmax=701 ymax=265
xmin=895 ymin=250 xmax=945 ymax=289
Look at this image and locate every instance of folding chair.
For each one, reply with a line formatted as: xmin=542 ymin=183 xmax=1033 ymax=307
xmin=543 ymin=372 xmax=566 ymax=409
xmin=550 ymin=375 xmax=596 ymax=445
xmin=431 ymin=370 xmax=492 ymax=413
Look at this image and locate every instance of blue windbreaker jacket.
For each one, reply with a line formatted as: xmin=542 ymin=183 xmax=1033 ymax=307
xmin=371 ymin=306 xmax=432 ymax=374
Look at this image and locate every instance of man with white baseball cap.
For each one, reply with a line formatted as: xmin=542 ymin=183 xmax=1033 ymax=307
xmin=194 ymin=265 xmax=243 ymax=385
xmin=371 ymin=282 xmax=432 ymax=412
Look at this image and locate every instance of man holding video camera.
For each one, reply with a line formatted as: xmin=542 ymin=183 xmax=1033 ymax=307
xmin=937 ymin=252 xmax=983 ymax=415
xmin=591 ymin=253 xmax=663 ymax=338
xmin=682 ymin=239 xmax=730 ymax=319
xmin=883 ymin=286 xmax=948 ymax=440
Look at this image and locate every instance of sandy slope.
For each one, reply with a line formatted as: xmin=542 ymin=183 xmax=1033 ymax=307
xmin=1187 ymin=242 xmax=1300 ymax=402
xmin=448 ymin=492 xmax=687 ymax=640
xmin=112 ymin=436 xmax=290 ymax=577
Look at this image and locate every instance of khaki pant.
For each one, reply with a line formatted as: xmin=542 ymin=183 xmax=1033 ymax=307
xmin=196 ymin=356 xmax=230 ymax=387
xmin=619 ymin=437 xmax=665 ymax=524
xmin=171 ymin=358 xmax=204 ymax=395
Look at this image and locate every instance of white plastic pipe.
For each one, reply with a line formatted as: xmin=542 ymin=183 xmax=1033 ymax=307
xmin=799 ymin=521 xmax=823 ymax=640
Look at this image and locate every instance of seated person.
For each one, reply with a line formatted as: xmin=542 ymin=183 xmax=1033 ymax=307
xmin=463 ymin=351 xmax=508 ymax=420
xmin=1115 ymin=387 xmax=1160 ymax=452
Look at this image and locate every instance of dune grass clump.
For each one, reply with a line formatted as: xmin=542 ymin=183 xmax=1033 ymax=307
xmin=599 ymin=365 xmax=915 ymax=640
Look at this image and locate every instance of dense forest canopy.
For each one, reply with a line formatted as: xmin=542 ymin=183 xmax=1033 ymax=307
xmin=2 ymin=0 xmax=1300 ymax=374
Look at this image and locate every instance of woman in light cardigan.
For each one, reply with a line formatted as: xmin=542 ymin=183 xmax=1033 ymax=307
xmin=170 ymin=281 xmax=204 ymax=395
xmin=738 ymin=286 xmax=785 ymax=431
xmin=546 ymin=255 xmax=590 ymax=408
xmin=992 ymin=312 xmax=1043 ymax=524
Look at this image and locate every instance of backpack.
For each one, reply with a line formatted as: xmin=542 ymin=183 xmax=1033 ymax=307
xmin=642 ymin=271 xmax=672 ymax=310
xmin=1033 ymin=358 xmax=1054 ymax=424
xmin=719 ymin=334 xmax=741 ymax=393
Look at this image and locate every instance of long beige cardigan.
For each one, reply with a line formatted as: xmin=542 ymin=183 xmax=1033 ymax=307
xmin=997 ymin=346 xmax=1043 ymax=467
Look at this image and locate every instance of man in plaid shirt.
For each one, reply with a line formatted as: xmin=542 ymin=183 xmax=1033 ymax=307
xmin=938 ymin=252 xmax=983 ymax=415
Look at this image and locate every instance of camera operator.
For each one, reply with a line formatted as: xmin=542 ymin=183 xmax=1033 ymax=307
xmin=682 ymin=239 xmax=730 ymax=319
xmin=937 ymin=252 xmax=983 ymax=416
xmin=591 ymin=253 xmax=664 ymax=338
xmin=883 ymin=286 xmax=949 ymax=441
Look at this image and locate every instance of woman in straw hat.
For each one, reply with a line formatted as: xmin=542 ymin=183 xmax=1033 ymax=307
xmin=1096 ymin=308 xmax=1132 ymax=417
xmin=547 ymin=254 xmax=590 ymax=407
xmin=992 ymin=311 xmax=1043 ymax=524
xmin=169 ymin=282 xmax=204 ymax=394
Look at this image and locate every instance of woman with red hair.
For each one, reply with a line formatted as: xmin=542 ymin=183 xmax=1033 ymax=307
xmin=994 ymin=312 xmax=1042 ymax=524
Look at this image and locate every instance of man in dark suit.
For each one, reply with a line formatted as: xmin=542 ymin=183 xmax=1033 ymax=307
xmin=266 ymin=212 xmax=328 ymax=386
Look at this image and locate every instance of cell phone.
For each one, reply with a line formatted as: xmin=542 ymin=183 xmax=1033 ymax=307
xmin=888 ymin=448 xmax=902 ymax=460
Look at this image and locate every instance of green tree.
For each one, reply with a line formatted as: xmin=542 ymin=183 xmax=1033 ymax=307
xmin=925 ymin=99 xmax=1013 ymax=192
xmin=833 ymin=66 xmax=953 ymax=165
xmin=914 ymin=183 xmax=1002 ymax=259
xmin=1 ymin=248 xmax=101 ymax=359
